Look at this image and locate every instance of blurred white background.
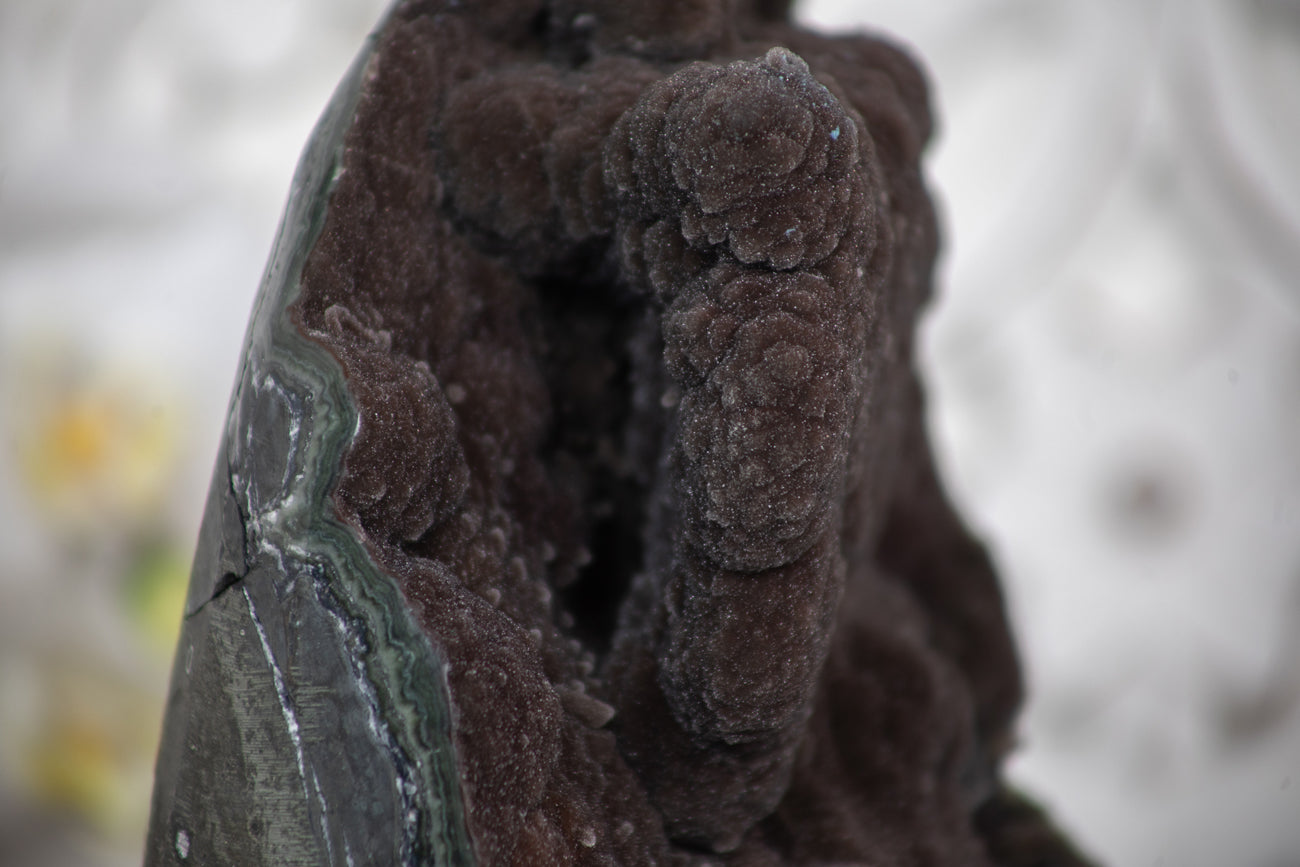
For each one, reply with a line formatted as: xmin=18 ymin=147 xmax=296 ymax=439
xmin=1 ymin=1 xmax=1297 ymax=865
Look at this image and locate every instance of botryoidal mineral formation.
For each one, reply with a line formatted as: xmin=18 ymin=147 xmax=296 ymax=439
xmin=146 ymin=1 xmax=1096 ymax=865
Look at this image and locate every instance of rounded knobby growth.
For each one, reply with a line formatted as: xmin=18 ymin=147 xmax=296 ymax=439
xmin=606 ymin=48 xmax=870 ymax=275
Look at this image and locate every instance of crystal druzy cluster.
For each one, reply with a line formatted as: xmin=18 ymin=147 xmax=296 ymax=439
xmin=148 ymin=1 xmax=1092 ymax=864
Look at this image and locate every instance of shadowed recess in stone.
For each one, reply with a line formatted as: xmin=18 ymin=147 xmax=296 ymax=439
xmin=148 ymin=1 xmax=1099 ymax=865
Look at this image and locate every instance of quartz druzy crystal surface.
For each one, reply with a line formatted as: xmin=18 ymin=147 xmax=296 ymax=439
xmin=148 ymin=0 xmax=1094 ymax=865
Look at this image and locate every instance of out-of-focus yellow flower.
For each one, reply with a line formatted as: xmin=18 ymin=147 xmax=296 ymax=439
xmin=14 ymin=369 xmax=181 ymax=531
xmin=0 ymin=340 xmax=191 ymax=846
xmin=11 ymin=658 xmax=160 ymax=841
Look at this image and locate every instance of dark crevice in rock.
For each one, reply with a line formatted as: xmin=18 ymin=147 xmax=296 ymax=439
xmin=530 ymin=262 xmax=650 ymax=655
xmin=192 ymin=571 xmax=247 ymax=614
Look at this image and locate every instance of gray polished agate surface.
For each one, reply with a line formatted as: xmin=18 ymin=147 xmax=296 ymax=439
xmin=145 ymin=19 xmax=472 ymax=866
xmin=146 ymin=1 xmax=1091 ymax=864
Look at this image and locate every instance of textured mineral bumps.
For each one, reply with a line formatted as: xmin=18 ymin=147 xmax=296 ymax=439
xmin=283 ymin=0 xmax=1095 ymax=864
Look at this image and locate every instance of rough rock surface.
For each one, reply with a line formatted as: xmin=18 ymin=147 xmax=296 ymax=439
xmin=288 ymin=0 xmax=1093 ymax=863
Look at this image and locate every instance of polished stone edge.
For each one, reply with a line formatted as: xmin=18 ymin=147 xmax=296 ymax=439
xmin=146 ymin=3 xmax=475 ymax=864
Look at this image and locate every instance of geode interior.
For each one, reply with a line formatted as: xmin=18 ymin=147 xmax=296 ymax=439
xmin=147 ymin=1 xmax=1095 ymax=865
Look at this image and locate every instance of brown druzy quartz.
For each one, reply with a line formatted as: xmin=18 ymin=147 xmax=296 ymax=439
xmin=166 ymin=1 xmax=1096 ymax=864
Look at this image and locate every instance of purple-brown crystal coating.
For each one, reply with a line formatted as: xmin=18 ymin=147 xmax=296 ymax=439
xmin=288 ymin=1 xmax=1087 ymax=864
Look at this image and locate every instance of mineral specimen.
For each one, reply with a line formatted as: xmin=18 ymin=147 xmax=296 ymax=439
xmin=146 ymin=1 xmax=1095 ymax=864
